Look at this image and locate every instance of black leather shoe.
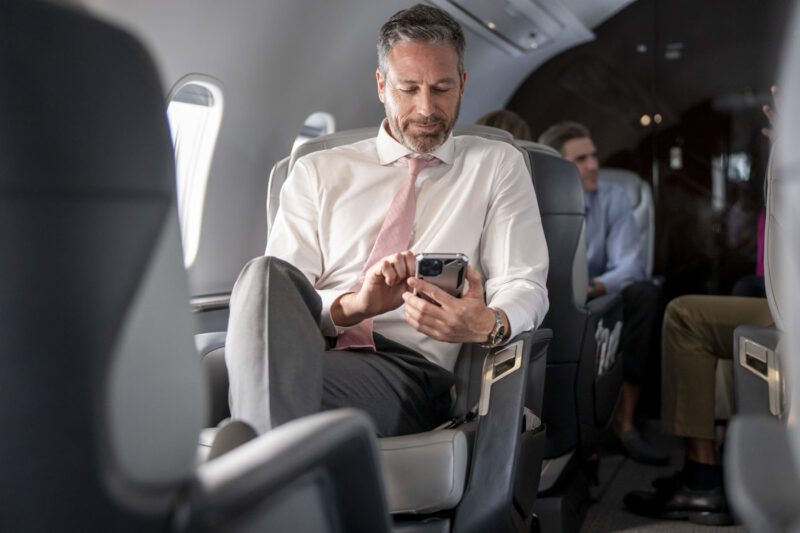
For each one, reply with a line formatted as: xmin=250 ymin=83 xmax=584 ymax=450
xmin=620 ymin=429 xmax=670 ymax=466
xmin=624 ymin=483 xmax=733 ymax=526
xmin=651 ymin=471 xmax=683 ymax=493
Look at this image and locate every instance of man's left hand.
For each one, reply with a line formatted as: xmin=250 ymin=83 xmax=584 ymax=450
xmin=402 ymin=266 xmax=497 ymax=343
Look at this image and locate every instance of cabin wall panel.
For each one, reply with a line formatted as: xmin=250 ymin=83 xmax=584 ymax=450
xmin=80 ymin=0 xmax=630 ymax=296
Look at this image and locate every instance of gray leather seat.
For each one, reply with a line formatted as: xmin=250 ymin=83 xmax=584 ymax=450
xmin=522 ymin=147 xmax=624 ymax=533
xmin=204 ymin=124 xmax=552 ymax=532
xmin=0 ymin=2 xmax=391 ymax=531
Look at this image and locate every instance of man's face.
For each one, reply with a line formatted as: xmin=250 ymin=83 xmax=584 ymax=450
xmin=562 ymin=137 xmax=599 ymax=192
xmin=376 ymin=41 xmax=466 ymax=153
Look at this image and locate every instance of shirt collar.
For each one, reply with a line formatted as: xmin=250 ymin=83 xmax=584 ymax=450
xmin=376 ymin=119 xmax=455 ymax=166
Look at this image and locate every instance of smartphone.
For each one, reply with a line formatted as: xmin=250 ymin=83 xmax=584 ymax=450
xmin=414 ymin=253 xmax=469 ymax=303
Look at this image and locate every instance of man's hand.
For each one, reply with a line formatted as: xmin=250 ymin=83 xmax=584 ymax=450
xmin=587 ymin=279 xmax=606 ymax=300
xmin=331 ymin=251 xmax=416 ymax=327
xmin=402 ymin=266 xmax=505 ymax=343
xmin=762 ymin=85 xmax=779 ymax=142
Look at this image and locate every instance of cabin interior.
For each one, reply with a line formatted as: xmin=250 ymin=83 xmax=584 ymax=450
xmin=3 ymin=0 xmax=799 ymax=531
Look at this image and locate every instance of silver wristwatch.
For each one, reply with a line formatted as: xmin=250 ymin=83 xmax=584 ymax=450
xmin=481 ymin=307 xmax=505 ymax=349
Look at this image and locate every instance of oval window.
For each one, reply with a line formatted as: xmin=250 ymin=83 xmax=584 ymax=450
xmin=166 ymin=75 xmax=224 ymax=268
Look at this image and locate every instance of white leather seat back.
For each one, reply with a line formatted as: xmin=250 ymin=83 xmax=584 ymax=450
xmin=599 ymin=168 xmax=655 ymax=278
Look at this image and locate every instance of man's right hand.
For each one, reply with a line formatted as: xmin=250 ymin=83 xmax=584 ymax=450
xmin=587 ymin=279 xmax=606 ymax=300
xmin=331 ymin=251 xmax=416 ymax=327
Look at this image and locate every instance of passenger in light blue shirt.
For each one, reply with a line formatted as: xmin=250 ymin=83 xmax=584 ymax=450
xmin=585 ymin=181 xmax=645 ymax=295
xmin=540 ymin=121 xmax=666 ymax=466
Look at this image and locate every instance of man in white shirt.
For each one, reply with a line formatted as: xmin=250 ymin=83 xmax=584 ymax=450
xmin=226 ymin=4 xmax=549 ymax=437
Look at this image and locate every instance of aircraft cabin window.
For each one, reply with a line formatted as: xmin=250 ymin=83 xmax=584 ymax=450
xmin=292 ymin=111 xmax=336 ymax=153
xmin=166 ymin=75 xmax=223 ymax=268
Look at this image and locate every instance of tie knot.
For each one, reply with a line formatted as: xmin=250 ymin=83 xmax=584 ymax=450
xmin=400 ymin=155 xmax=441 ymax=178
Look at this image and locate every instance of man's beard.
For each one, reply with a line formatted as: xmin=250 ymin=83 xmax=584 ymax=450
xmin=385 ymin=99 xmax=460 ymax=154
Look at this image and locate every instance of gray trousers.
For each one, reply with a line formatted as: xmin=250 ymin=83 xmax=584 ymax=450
xmin=226 ymin=256 xmax=455 ymax=437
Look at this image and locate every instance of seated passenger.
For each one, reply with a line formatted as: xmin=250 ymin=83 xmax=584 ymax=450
xmin=624 ymin=88 xmax=778 ymax=524
xmin=475 ymin=109 xmax=533 ymax=141
xmin=226 ymin=4 xmax=549 ymax=437
xmin=540 ymin=121 xmax=667 ymax=465
xmin=623 ymin=296 xmax=771 ymax=524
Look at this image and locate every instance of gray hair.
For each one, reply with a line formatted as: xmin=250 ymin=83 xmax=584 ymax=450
xmin=377 ymin=4 xmax=465 ymax=75
xmin=538 ymin=121 xmax=592 ymax=154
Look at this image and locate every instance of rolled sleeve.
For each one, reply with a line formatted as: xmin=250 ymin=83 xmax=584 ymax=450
xmin=482 ymin=148 xmax=549 ymax=339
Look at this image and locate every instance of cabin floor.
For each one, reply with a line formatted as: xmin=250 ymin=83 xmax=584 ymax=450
xmin=579 ymin=422 xmax=744 ymax=532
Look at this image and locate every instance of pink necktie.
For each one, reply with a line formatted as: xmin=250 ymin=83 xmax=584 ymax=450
xmin=335 ymin=155 xmax=441 ymax=350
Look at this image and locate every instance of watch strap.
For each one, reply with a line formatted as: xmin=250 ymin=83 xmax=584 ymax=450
xmin=481 ymin=307 xmax=505 ymax=348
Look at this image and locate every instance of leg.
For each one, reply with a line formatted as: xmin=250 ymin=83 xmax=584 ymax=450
xmin=615 ymin=281 xmax=667 ymax=464
xmin=322 ymin=334 xmax=455 ymax=437
xmin=625 ymin=295 xmax=771 ymax=523
xmin=620 ymin=280 xmax=660 ymax=388
xmin=226 ymin=256 xmax=327 ymax=433
xmin=226 ymin=256 xmax=454 ymax=436
xmin=661 ymin=295 xmax=771 ymax=444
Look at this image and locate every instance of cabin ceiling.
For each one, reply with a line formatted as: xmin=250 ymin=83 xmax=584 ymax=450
xmin=76 ymin=0 xmax=633 ymax=295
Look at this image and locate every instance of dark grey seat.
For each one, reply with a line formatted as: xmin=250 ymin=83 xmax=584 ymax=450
xmin=521 ymin=146 xmax=624 ymax=533
xmin=0 ymin=2 xmax=391 ymax=531
xmin=202 ymin=124 xmax=551 ymax=532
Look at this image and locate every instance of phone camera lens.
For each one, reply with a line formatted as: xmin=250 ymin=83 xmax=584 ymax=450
xmin=420 ymin=259 xmax=443 ymax=276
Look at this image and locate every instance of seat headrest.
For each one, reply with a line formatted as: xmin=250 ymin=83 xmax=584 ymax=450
xmin=523 ymin=150 xmax=584 ymax=215
xmin=515 ymin=140 xmax=561 ymax=159
xmin=289 ymin=124 xmax=516 ymax=170
xmin=1 ymin=0 xmax=173 ymax=197
xmin=598 ymin=168 xmax=644 ymax=206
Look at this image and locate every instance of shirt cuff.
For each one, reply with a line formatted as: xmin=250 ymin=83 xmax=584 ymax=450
xmin=486 ymin=295 xmax=533 ymax=343
xmin=317 ymin=288 xmax=355 ymax=337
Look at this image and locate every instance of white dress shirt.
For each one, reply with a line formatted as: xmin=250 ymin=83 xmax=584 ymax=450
xmin=266 ymin=121 xmax=549 ymax=371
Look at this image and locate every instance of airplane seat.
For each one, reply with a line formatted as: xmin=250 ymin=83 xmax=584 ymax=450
xmin=267 ymin=125 xmax=529 ymax=233
xmin=725 ymin=132 xmax=800 ymax=529
xmin=207 ymin=124 xmax=552 ymax=532
xmin=0 ymin=2 xmax=391 ymax=531
xmin=522 ymin=147 xmax=624 ymax=533
xmin=598 ymin=168 xmax=655 ymax=278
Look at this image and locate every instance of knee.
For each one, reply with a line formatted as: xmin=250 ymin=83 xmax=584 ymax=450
xmin=623 ymin=280 xmax=658 ymax=303
xmin=238 ymin=255 xmax=298 ymax=281
xmin=663 ymin=295 xmax=705 ymax=338
xmin=666 ymin=294 xmax=692 ymax=316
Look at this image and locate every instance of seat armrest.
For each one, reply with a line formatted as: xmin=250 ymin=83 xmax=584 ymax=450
xmin=726 ymin=415 xmax=800 ymax=531
xmin=185 ymin=409 xmax=391 ymax=533
xmin=196 ymin=332 xmax=230 ymax=426
xmin=195 ymin=332 xmax=227 ymax=356
xmin=453 ymin=329 xmax=552 ymax=533
xmin=733 ymin=325 xmax=783 ymax=417
xmin=584 ymin=292 xmax=621 ymax=315
xmin=379 ymin=429 xmax=470 ymax=514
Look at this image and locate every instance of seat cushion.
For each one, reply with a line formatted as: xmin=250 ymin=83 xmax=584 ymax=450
xmin=379 ymin=429 xmax=468 ymax=514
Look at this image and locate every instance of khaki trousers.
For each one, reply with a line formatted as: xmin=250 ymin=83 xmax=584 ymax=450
xmin=661 ymin=295 xmax=772 ymax=440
